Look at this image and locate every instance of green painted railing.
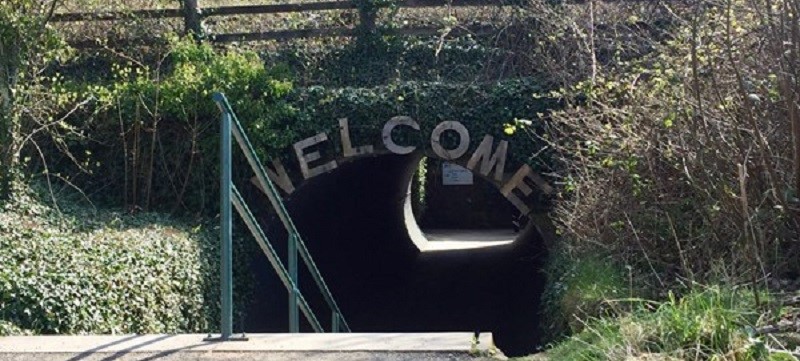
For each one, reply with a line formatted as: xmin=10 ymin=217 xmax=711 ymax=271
xmin=208 ymin=92 xmax=350 ymax=340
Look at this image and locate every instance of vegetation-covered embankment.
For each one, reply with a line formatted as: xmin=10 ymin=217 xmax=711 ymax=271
xmin=518 ymin=0 xmax=800 ymax=359
xmin=4 ymin=0 xmax=800 ymax=359
xmin=0 ymin=182 xmax=252 ymax=336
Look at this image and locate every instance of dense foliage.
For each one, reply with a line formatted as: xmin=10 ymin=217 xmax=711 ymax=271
xmin=0 ymin=0 xmax=73 ymax=198
xmin=547 ymin=286 xmax=777 ymax=361
xmin=271 ymin=36 xmax=501 ymax=87
xmin=516 ymin=0 xmax=800 ymax=358
xmin=0 ymin=182 xmax=252 ymax=335
xmin=67 ymin=38 xmax=294 ymax=212
xmin=45 ymin=38 xmax=558 ymax=213
xmin=5 ymin=0 xmax=800 ymax=359
xmin=518 ymin=0 xmax=800 ymax=290
xmin=283 ymin=78 xmax=555 ymax=166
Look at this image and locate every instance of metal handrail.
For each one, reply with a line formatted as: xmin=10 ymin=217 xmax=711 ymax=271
xmin=230 ymin=186 xmax=324 ymax=332
xmin=211 ymin=92 xmax=350 ymax=339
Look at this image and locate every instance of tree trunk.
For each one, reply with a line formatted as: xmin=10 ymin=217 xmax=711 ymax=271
xmin=0 ymin=92 xmax=20 ymax=200
xmin=0 ymin=35 xmax=21 ymax=199
xmin=0 ymin=60 xmax=13 ymax=199
xmin=0 ymin=115 xmax=10 ymax=199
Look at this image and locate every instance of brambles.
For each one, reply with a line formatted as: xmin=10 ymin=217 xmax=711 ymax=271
xmin=518 ymin=0 xmax=800 ymax=295
xmin=519 ymin=0 xmax=800 ymax=358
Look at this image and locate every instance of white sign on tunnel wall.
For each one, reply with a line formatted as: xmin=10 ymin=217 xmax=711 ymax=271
xmin=256 ymin=117 xmax=555 ymax=215
xmin=442 ymin=162 xmax=473 ymax=186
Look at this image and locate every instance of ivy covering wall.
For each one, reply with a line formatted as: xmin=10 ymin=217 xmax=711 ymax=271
xmin=58 ymin=39 xmax=559 ymax=214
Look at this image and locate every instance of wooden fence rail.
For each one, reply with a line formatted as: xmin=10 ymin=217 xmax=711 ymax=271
xmin=52 ymin=0 xmax=508 ymax=46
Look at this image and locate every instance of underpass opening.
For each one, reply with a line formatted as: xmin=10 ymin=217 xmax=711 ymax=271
xmin=405 ymin=156 xmax=520 ymax=252
xmin=247 ymin=151 xmax=550 ymax=356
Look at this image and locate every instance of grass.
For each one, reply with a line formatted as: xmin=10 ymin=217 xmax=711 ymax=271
xmin=541 ymin=286 xmax=790 ymax=361
xmin=532 ymin=245 xmax=798 ymax=361
xmin=539 ymin=246 xmax=628 ymax=342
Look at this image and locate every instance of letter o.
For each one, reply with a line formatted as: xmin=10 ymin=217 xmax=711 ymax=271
xmin=430 ymin=121 xmax=470 ymax=160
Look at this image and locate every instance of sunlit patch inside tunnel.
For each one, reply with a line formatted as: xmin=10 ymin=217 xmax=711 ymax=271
xmin=246 ymin=152 xmax=548 ymax=357
xmin=404 ymin=157 xmax=520 ymax=252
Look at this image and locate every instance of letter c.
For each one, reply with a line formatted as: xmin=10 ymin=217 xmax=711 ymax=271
xmin=382 ymin=116 xmax=420 ymax=155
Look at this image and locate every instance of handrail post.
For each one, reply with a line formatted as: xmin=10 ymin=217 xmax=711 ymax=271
xmin=204 ymin=92 xmax=247 ymax=342
xmin=220 ymin=98 xmax=234 ymax=340
xmin=289 ymin=232 xmax=299 ymax=332
xmin=332 ymin=312 xmax=340 ymax=333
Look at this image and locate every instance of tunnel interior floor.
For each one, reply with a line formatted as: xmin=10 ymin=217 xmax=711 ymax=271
xmin=420 ymin=229 xmax=515 ymax=251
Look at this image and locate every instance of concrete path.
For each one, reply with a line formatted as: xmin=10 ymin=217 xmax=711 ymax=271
xmin=0 ymin=333 xmax=498 ymax=361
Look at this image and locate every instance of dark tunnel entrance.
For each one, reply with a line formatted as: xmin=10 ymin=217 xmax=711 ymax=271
xmin=245 ymin=153 xmax=548 ymax=356
xmin=411 ymin=157 xmax=520 ymax=251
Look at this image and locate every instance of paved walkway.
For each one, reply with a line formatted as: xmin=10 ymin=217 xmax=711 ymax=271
xmin=420 ymin=229 xmax=515 ymax=251
xmin=0 ymin=333 xmax=497 ymax=361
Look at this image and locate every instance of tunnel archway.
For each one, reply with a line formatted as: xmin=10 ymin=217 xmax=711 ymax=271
xmin=241 ymin=116 xmax=556 ymax=356
xmin=250 ymin=116 xmax=558 ymax=247
xmin=245 ymin=155 xmax=551 ymax=356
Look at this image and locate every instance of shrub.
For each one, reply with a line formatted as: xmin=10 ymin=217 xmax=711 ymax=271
xmin=515 ymin=0 xmax=800 ymax=290
xmin=283 ymin=78 xmax=558 ymax=172
xmin=55 ymin=38 xmax=558 ymax=214
xmin=0 ymin=182 xmax=252 ymax=334
xmin=60 ymin=37 xmax=294 ymax=212
xmin=271 ymin=36 xmax=500 ymax=87
xmin=0 ymin=0 xmax=75 ymax=199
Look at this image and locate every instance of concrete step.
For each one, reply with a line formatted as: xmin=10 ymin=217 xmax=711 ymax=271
xmin=0 ymin=333 xmax=498 ymax=361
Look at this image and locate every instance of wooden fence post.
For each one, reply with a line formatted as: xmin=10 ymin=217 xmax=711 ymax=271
xmin=356 ymin=0 xmax=377 ymax=36
xmin=183 ymin=0 xmax=203 ymax=39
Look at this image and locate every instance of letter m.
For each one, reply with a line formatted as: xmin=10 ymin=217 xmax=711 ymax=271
xmin=466 ymin=135 xmax=508 ymax=182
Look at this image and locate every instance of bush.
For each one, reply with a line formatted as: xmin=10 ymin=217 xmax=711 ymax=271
xmin=271 ymin=35 xmax=501 ymax=87
xmin=0 ymin=320 xmax=31 ymax=336
xmin=57 ymin=37 xmax=294 ymax=213
xmin=513 ymin=0 xmax=800 ymax=290
xmin=0 ymin=0 xmax=75 ymax=199
xmin=282 ymin=78 xmax=558 ymax=173
xmin=0 ymin=182 xmax=252 ymax=334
